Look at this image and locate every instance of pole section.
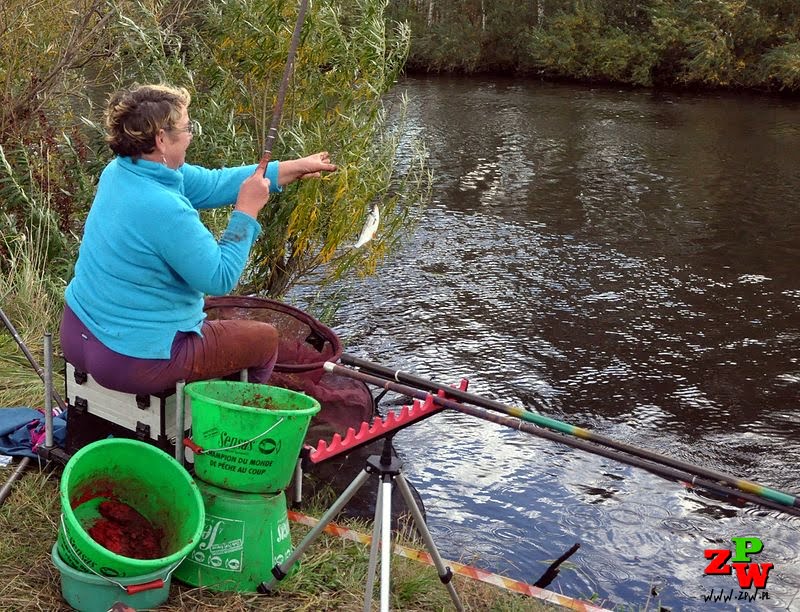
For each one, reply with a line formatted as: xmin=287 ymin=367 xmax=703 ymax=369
xmin=326 ymin=361 xmax=800 ymax=516
xmin=258 ymin=0 xmax=311 ymax=166
xmin=0 ymin=307 xmax=68 ymax=413
xmin=0 ymin=458 xmax=31 ymax=507
xmin=339 ymin=356 xmax=800 ymax=509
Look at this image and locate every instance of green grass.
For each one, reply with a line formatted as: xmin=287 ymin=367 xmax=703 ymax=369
xmin=0 ymin=466 xmax=564 ymax=611
xmin=0 ymin=229 xmax=563 ymax=611
xmin=0 ymin=219 xmax=65 ymax=409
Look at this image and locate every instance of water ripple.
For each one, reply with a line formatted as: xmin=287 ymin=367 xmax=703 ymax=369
xmin=289 ymin=77 xmax=800 ymax=611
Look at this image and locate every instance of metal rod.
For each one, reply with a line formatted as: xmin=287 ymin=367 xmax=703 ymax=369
xmin=260 ymin=469 xmax=373 ymax=594
xmin=0 ymin=307 xmax=43 ymax=378
xmin=339 ymin=355 xmax=800 ymax=510
xmin=364 ymin=481 xmax=383 ymax=612
xmin=44 ymin=333 xmax=54 ymax=448
xmin=396 ymin=474 xmax=463 ymax=611
xmin=0 ymin=306 xmax=68 ymax=413
xmin=326 ymin=361 xmax=800 ymax=517
xmin=175 ymin=380 xmax=186 ymax=464
xmin=258 ymin=0 xmax=311 ymax=166
xmin=293 ymin=458 xmax=303 ymax=506
xmin=0 ymin=457 xmax=31 ymax=507
xmin=379 ymin=476 xmax=392 ymax=612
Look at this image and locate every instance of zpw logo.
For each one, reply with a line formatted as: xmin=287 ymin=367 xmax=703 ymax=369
xmin=704 ymin=537 xmax=773 ymax=589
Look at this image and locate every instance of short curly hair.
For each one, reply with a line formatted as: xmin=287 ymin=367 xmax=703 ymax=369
xmin=104 ymin=84 xmax=191 ymax=158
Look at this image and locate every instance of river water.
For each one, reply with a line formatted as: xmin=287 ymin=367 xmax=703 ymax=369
xmin=292 ymin=76 xmax=800 ymax=611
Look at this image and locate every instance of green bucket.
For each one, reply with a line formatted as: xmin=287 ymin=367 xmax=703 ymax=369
xmin=52 ymin=543 xmax=173 ymax=612
xmin=174 ymin=478 xmax=294 ymax=592
xmin=185 ymin=381 xmax=321 ymax=493
xmin=58 ymin=439 xmax=205 ymax=578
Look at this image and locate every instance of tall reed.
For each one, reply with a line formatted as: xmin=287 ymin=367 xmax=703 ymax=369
xmin=0 ymin=206 xmax=65 ymax=408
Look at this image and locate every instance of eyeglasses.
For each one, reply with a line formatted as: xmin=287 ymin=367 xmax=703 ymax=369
xmin=167 ymin=119 xmax=201 ymax=136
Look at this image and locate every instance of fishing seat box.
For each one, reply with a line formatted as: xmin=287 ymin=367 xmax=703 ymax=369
xmin=63 ymin=362 xmax=190 ymax=456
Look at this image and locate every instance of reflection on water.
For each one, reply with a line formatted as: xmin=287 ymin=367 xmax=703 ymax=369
xmin=291 ymin=76 xmax=800 ymax=610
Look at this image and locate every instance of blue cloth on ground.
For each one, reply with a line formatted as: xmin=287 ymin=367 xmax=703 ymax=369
xmin=0 ymin=407 xmax=67 ymax=458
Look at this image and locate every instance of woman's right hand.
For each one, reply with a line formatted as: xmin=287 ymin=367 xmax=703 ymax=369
xmin=234 ymin=157 xmax=271 ymax=218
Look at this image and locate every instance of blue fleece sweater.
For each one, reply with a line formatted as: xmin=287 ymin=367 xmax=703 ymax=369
xmin=65 ymin=156 xmax=280 ymax=359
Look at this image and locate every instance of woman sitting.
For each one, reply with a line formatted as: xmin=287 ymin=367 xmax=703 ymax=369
xmin=60 ymin=83 xmax=336 ymax=395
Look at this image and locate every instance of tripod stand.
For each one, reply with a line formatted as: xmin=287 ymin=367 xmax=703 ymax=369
xmin=260 ymin=434 xmax=463 ymax=611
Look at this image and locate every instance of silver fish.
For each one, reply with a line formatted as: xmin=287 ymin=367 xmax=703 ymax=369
xmin=353 ymin=203 xmax=380 ymax=248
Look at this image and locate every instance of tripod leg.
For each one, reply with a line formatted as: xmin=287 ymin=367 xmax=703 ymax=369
xmin=0 ymin=457 xmax=30 ymax=507
xmin=363 ymin=477 xmax=384 ymax=612
xmin=379 ymin=475 xmax=393 ymax=612
xmin=258 ymin=468 xmax=372 ymax=594
xmin=395 ymin=474 xmax=464 ymax=612
xmin=292 ymin=458 xmax=303 ymax=507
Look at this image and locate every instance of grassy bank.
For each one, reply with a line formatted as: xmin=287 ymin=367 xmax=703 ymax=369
xmin=0 ymin=466 xmax=565 ymax=611
xmin=0 ymin=235 xmax=566 ymax=610
xmin=0 ymin=228 xmax=64 ymax=409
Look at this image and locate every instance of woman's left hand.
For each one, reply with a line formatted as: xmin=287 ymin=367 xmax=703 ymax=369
xmin=281 ymin=152 xmax=337 ymax=185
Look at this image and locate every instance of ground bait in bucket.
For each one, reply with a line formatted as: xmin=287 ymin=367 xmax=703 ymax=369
xmin=88 ymin=501 xmax=164 ymax=560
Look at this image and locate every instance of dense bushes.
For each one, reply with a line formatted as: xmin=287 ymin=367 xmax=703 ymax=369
xmin=1 ymin=0 xmax=429 ymax=306
xmin=390 ymin=0 xmax=800 ymax=92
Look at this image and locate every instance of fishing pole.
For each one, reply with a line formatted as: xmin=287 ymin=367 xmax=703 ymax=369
xmin=0 ymin=310 xmax=63 ymax=507
xmin=340 ymin=353 xmax=800 ymax=510
xmin=0 ymin=306 xmax=68 ymax=413
xmin=325 ymin=361 xmax=800 ymax=517
xmin=253 ymin=0 xmax=377 ymax=248
xmin=259 ymin=0 xmax=310 ymax=166
xmin=0 ymin=457 xmax=31 ymax=507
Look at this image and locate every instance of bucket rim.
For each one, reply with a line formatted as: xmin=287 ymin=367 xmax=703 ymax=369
xmin=184 ymin=380 xmax=321 ymax=417
xmin=59 ymin=439 xmax=205 ymax=569
xmin=60 ymin=437 xmax=186 ymax=467
xmin=51 ymin=542 xmax=175 ymax=585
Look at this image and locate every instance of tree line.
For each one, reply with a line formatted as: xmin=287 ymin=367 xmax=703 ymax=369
xmin=388 ymin=0 xmax=800 ymax=92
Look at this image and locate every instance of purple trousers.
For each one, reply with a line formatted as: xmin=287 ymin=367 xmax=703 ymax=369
xmin=60 ymin=305 xmax=278 ymax=395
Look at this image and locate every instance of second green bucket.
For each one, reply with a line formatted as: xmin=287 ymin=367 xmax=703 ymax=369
xmin=185 ymin=381 xmax=320 ymax=493
xmin=173 ymin=478 xmax=293 ymax=592
xmin=58 ymin=438 xmax=205 ymax=578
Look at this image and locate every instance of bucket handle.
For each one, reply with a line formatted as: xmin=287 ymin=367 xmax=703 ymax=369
xmin=58 ymin=514 xmax=183 ymax=593
xmin=124 ymin=578 xmax=166 ymax=595
xmin=183 ymin=417 xmax=285 ymax=454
